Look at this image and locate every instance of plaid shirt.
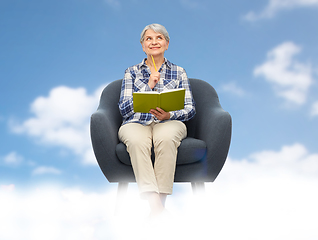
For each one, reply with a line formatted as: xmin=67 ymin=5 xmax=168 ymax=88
xmin=118 ymin=58 xmax=196 ymax=125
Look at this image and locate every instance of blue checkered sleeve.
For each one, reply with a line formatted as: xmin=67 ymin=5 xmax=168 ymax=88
xmin=118 ymin=68 xmax=135 ymax=119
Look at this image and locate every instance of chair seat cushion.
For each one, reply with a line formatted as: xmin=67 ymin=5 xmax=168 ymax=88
xmin=116 ymin=137 xmax=207 ymax=166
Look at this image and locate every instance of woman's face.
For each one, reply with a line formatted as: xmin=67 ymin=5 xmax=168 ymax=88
xmin=141 ymin=29 xmax=169 ymax=57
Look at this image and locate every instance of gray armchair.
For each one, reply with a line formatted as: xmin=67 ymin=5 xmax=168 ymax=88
xmin=90 ymin=78 xmax=231 ymax=195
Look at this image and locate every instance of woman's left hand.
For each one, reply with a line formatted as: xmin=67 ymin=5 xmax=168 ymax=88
xmin=149 ymin=107 xmax=170 ymax=121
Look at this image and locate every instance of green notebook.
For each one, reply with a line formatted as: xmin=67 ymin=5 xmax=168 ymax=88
xmin=133 ymin=88 xmax=185 ymax=113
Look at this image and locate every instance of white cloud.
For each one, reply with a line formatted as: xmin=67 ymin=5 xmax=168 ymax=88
xmin=0 ymin=184 xmax=15 ymax=192
xmin=220 ymin=81 xmax=246 ymax=97
xmin=254 ymin=42 xmax=314 ymax=106
xmin=1 ymin=151 xmax=24 ymax=166
xmin=311 ymin=101 xmax=318 ymax=116
xmin=0 ymin=186 xmax=117 ymax=240
xmin=32 ymin=166 xmax=62 ymax=176
xmin=1 ymin=143 xmax=318 ymax=240
xmin=11 ymin=85 xmax=106 ymax=165
xmin=224 ymin=143 xmax=318 ymax=180
xmin=244 ymin=0 xmax=318 ymax=21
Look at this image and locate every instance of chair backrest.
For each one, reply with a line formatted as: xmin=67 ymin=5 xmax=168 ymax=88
xmin=97 ymin=78 xmax=222 ymax=138
xmin=98 ymin=79 xmax=123 ymax=131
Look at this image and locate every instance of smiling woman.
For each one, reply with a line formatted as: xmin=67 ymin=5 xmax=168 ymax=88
xmin=140 ymin=24 xmax=170 ymax=90
xmin=141 ymin=29 xmax=170 ymax=84
xmin=118 ymin=23 xmax=196 ymax=218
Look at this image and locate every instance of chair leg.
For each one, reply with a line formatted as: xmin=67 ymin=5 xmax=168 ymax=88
xmin=114 ymin=182 xmax=128 ymax=215
xmin=191 ymin=182 xmax=205 ymax=195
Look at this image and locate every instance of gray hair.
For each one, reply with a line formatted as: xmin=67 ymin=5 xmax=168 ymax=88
xmin=140 ymin=23 xmax=170 ymax=43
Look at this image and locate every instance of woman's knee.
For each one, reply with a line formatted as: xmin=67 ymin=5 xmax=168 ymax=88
xmin=126 ymin=135 xmax=152 ymax=150
xmin=119 ymin=123 xmax=152 ymax=145
xmin=153 ymin=122 xmax=186 ymax=145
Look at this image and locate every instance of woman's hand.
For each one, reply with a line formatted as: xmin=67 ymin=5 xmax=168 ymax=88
xmin=149 ymin=107 xmax=170 ymax=121
xmin=148 ymin=71 xmax=160 ymax=89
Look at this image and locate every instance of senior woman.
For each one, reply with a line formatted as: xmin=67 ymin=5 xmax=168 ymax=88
xmin=118 ymin=23 xmax=196 ymax=217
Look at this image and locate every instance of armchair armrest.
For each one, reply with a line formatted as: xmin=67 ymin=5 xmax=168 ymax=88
xmin=90 ymin=108 xmax=128 ymax=182
xmin=91 ymin=109 xmax=118 ymax=147
xmin=196 ymin=106 xmax=232 ymax=179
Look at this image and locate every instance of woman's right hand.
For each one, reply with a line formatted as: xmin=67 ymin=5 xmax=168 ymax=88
xmin=148 ymin=71 xmax=160 ymax=89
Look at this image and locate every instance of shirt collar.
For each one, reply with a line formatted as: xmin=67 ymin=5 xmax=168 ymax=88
xmin=140 ymin=58 xmax=172 ymax=70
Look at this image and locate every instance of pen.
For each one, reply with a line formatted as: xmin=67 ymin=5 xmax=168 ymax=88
xmin=151 ymin=55 xmax=158 ymax=72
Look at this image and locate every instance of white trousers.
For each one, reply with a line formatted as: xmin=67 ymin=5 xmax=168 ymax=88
xmin=118 ymin=120 xmax=187 ymax=196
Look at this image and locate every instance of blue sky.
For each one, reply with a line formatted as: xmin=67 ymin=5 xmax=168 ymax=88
xmin=1 ymin=0 xmax=318 ymax=239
